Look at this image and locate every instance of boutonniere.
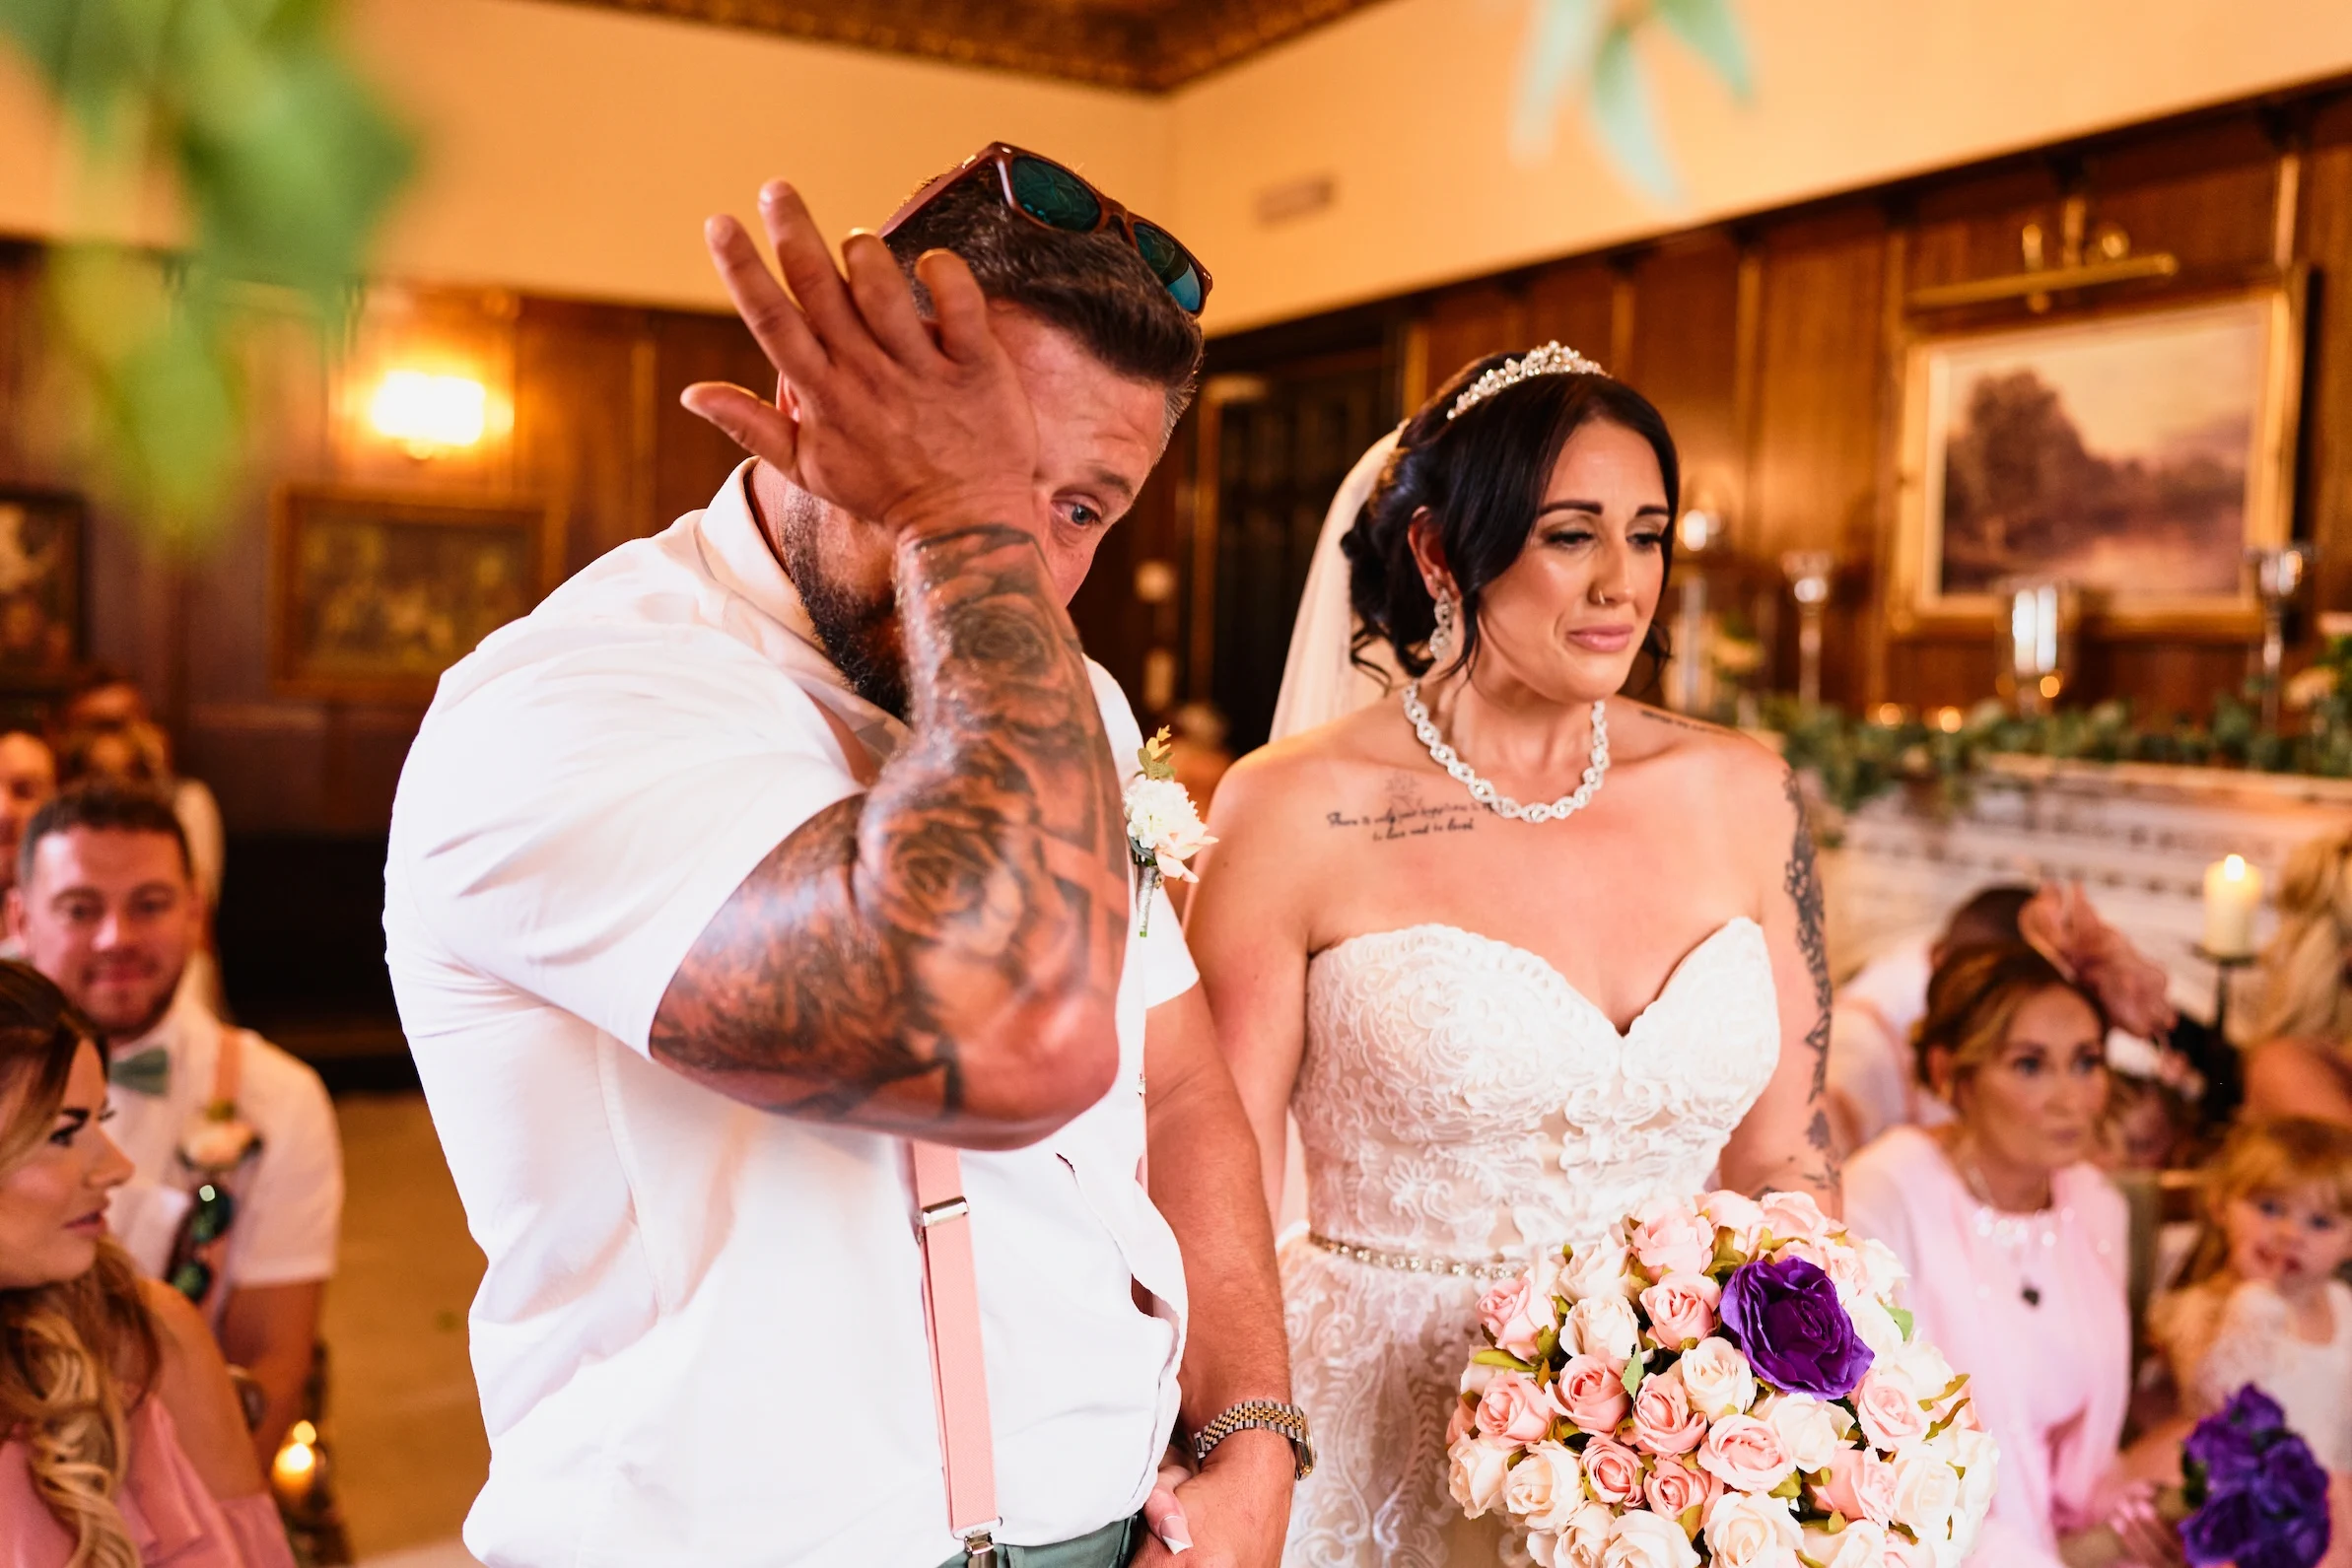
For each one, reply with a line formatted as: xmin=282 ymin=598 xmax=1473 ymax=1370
xmin=1124 ymin=727 xmax=1213 ymax=935
xmin=178 ymin=1099 xmax=260 ymax=1173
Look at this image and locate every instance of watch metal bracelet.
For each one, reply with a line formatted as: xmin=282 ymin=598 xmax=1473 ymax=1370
xmin=1190 ymin=1398 xmax=1314 ymax=1480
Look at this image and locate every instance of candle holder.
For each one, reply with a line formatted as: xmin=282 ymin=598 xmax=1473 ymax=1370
xmin=1668 ymin=503 xmax=1722 ymax=715
xmin=2191 ymin=945 xmax=2260 ymax=1044
xmin=1780 ymin=551 xmax=1835 ymax=710
xmin=2247 ymin=545 xmax=2312 ymax=732
xmin=1992 ymin=576 xmax=2079 ymax=717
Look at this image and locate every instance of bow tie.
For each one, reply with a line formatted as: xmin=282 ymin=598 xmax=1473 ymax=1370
xmin=109 ymin=1046 xmax=172 ymax=1098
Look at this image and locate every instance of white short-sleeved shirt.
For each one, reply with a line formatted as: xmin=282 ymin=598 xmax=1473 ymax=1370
xmin=384 ymin=462 xmax=1199 ymax=1568
xmin=104 ymin=990 xmax=344 ymax=1289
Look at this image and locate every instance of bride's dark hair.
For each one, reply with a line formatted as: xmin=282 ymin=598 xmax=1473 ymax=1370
xmin=1342 ymin=352 xmax=1681 ymax=680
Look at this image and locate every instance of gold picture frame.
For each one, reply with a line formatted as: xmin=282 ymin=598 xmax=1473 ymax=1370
xmin=1889 ymin=277 xmax=2303 ymax=637
xmin=271 ymin=485 xmax=559 ymax=703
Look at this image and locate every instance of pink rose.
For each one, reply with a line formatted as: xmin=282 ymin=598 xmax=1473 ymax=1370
xmin=1639 ymin=1272 xmax=1721 ymax=1350
xmin=1630 ymin=1369 xmax=1707 ymax=1458
xmin=1818 ymin=1241 xmax=1876 ymax=1305
xmin=1554 ymin=1352 xmax=1632 ymax=1434
xmin=1642 ymin=1455 xmax=1719 ymax=1520
xmin=1479 ymin=1274 xmax=1557 ymax=1361
xmin=1446 ymin=1397 xmax=1475 ymax=1447
xmin=1812 ymin=1448 xmax=1899 ymax=1527
xmin=1852 ymin=1368 xmax=1927 ymax=1452
xmin=1758 ymin=1190 xmax=1833 ymax=1245
xmin=1631 ymin=1205 xmax=1718 ymax=1278
xmin=1773 ymin=1236 xmax=1832 ymax=1274
xmin=1702 ymin=1190 xmax=1768 ymax=1253
xmin=1879 ymin=1534 xmax=1936 ymax=1568
xmin=1696 ymin=1412 xmax=1796 ymax=1494
xmin=1579 ymin=1433 xmax=1646 ymax=1505
xmin=1477 ymin=1371 xmax=1556 ymax=1445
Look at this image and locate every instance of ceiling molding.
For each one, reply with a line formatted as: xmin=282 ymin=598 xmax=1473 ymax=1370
xmin=544 ymin=0 xmax=1390 ymax=92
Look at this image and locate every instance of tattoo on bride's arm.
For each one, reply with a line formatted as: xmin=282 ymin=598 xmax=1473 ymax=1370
xmin=649 ymin=522 xmax=1127 ymax=1131
xmin=1781 ymin=770 xmax=1839 ymax=1180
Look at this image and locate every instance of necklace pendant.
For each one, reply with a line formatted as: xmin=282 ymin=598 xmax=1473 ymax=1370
xmin=2020 ymin=1284 xmax=2041 ymax=1308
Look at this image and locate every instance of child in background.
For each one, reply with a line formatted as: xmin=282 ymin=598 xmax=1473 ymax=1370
xmin=2153 ymin=1117 xmax=2352 ymax=1567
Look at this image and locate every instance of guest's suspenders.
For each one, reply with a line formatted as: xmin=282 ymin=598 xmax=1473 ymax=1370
xmin=804 ymin=693 xmax=1004 ymax=1562
xmin=910 ymin=1141 xmax=1003 ymax=1563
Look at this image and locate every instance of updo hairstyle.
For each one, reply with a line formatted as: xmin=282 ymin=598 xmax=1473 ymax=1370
xmin=1912 ymin=942 xmax=2109 ymax=1099
xmin=1341 ymin=353 xmax=1682 ymax=681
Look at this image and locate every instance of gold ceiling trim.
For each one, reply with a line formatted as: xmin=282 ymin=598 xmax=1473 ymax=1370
xmin=544 ymin=0 xmax=1390 ymax=92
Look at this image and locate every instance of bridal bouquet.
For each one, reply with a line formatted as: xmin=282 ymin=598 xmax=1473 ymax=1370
xmin=2176 ymin=1387 xmax=2331 ymax=1568
xmin=1446 ymin=1190 xmax=1996 ymax=1568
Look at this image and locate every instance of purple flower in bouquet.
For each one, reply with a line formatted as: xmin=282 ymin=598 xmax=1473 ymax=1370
xmin=2179 ymin=1388 xmax=2332 ymax=1568
xmin=1717 ymin=1255 xmax=1874 ymax=1398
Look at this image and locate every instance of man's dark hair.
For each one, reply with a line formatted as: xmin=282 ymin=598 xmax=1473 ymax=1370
xmin=883 ymin=170 xmax=1203 ymax=422
xmin=20 ymin=779 xmax=192 ymax=892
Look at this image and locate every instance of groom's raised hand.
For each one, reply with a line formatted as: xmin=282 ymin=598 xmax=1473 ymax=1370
xmin=682 ymin=180 xmax=1042 ymax=539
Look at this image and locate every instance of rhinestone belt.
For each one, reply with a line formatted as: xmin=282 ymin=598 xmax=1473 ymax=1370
xmin=1307 ymin=1231 xmax=1523 ymax=1281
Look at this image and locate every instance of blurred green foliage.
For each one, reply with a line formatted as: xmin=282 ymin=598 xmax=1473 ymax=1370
xmin=0 ymin=0 xmax=411 ymax=539
xmin=1774 ymin=635 xmax=2352 ymax=823
xmin=1515 ymin=0 xmax=1753 ymax=203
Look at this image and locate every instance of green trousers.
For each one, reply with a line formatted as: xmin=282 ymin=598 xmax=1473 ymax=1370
xmin=933 ymin=1514 xmax=1141 ymax=1568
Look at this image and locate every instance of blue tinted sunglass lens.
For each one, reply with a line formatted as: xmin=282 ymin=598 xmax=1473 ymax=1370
xmin=1008 ymin=157 xmax=1103 ymax=232
xmin=1134 ymin=222 xmax=1205 ymax=311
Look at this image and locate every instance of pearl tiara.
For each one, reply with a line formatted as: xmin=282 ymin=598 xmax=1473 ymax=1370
xmin=1445 ymin=342 xmax=1608 ymax=421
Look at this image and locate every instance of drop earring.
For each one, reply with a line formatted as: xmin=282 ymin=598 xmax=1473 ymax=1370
xmin=1428 ymin=591 xmax=1458 ymax=662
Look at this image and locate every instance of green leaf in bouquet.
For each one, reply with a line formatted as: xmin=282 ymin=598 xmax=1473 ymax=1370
xmin=1677 ymin=1503 xmax=1702 ymax=1539
xmin=1770 ymin=1472 xmax=1803 ymax=1500
xmin=1922 ymin=1395 xmax=1972 ymax=1443
xmin=1620 ymin=1352 xmax=1647 ymax=1399
xmin=1709 ymin=1227 xmax=1747 ymax=1272
xmin=1888 ymin=1305 xmax=1914 ymax=1340
xmin=1474 ymin=1348 xmax=1536 ymax=1373
xmin=1930 ymin=1371 xmax=1969 ymax=1404
xmin=1532 ymin=1327 xmax=1559 ymax=1366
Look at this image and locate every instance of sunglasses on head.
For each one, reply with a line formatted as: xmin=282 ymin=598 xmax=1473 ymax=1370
xmin=881 ymin=142 xmax=1211 ymax=316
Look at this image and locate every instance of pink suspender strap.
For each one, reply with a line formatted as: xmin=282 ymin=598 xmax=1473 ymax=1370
xmin=910 ymin=1139 xmax=1002 ymax=1557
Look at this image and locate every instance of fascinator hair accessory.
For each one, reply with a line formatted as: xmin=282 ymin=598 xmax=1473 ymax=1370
xmin=1446 ymin=342 xmax=1608 ymax=421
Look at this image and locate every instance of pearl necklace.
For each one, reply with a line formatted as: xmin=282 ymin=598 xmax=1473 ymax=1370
xmin=1956 ymin=1152 xmax=2062 ymax=1309
xmin=1402 ymin=682 xmax=1610 ymax=824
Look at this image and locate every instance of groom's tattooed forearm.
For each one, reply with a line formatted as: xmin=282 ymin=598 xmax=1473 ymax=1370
xmin=1325 ymin=802 xmax=1485 ymax=842
xmin=650 ymin=522 xmax=1127 ymax=1134
xmin=1781 ymin=769 xmax=1839 ymax=1180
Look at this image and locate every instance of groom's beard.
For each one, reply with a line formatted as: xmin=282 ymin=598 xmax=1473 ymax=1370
xmin=778 ymin=488 xmax=912 ymax=722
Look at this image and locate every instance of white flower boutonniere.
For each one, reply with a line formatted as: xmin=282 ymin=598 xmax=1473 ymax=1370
xmin=1125 ymin=727 xmax=1213 ymax=935
xmin=179 ymin=1099 xmax=260 ymax=1173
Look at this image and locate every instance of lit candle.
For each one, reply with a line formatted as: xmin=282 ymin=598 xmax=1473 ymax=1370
xmin=2203 ymin=854 xmax=2264 ymax=958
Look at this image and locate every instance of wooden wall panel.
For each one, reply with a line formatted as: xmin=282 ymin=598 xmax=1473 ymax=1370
xmin=2294 ymin=102 xmax=2352 ymax=631
xmin=515 ymin=298 xmax=657 ymax=579
xmin=1621 ymin=238 xmax=1740 ymax=514
xmin=1522 ymin=260 xmax=1618 ymax=376
xmin=1419 ymin=282 xmax=1526 ymax=397
xmin=652 ymin=311 xmax=771 ymax=529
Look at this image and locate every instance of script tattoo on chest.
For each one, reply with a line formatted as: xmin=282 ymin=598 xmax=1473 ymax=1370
xmin=1324 ymin=800 xmax=1485 ymax=842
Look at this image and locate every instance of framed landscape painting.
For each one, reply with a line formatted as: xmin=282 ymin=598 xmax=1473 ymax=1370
xmin=1891 ymin=284 xmax=2301 ymax=634
xmin=271 ymin=486 xmax=556 ymax=702
xmin=0 ymin=487 xmax=83 ymax=680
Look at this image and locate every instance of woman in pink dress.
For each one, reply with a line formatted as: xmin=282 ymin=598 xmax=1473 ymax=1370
xmin=1844 ymin=943 xmax=2180 ymax=1568
xmin=0 ymin=960 xmax=293 ymax=1568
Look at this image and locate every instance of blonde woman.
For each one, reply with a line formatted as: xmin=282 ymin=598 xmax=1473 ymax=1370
xmin=2245 ymin=829 xmax=2352 ymax=1125
xmin=0 ymin=961 xmax=292 ymax=1567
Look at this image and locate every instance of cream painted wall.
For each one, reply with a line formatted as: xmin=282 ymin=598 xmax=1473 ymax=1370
xmin=1175 ymin=0 xmax=2352 ymax=330
xmin=2 ymin=0 xmax=2350 ymax=328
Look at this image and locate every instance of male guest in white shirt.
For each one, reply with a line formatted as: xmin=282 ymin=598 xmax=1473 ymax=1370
xmin=10 ymin=780 xmax=343 ymax=1463
xmin=385 ymin=151 xmax=1291 ymax=1567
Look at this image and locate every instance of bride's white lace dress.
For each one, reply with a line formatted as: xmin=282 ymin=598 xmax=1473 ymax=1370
xmin=1282 ymin=918 xmax=1782 ymax=1565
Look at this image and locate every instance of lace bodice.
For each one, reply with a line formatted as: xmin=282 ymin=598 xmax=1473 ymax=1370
xmin=1282 ymin=919 xmax=1781 ymax=1566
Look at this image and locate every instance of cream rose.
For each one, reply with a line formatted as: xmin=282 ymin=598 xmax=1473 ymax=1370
xmin=1505 ymin=1441 xmax=1586 ymax=1532
xmin=1890 ymin=1445 xmax=1962 ymax=1537
xmin=1638 ymin=1272 xmax=1721 ymax=1350
xmin=1697 ymin=1412 xmax=1796 ymax=1494
xmin=1556 ymin=1352 xmax=1632 ymax=1434
xmin=1758 ymin=1190 xmax=1833 ymax=1245
xmin=1894 ymin=1340 xmax=1961 ymax=1415
xmin=1811 ymin=1448 xmax=1898 ymax=1527
xmin=1853 ymin=1366 xmax=1928 ymax=1452
xmin=1631 ymin=1368 xmax=1707 ymax=1458
xmin=1560 ymin=1240 xmax=1636 ymax=1302
xmin=1579 ymin=1433 xmax=1647 ymax=1505
xmin=1945 ymin=1427 xmax=1999 ymax=1551
xmin=1702 ymin=1490 xmax=1803 ymax=1568
xmin=1448 ymin=1434 xmax=1514 ymax=1517
xmin=1554 ymin=1501 xmax=1617 ymax=1568
xmin=1567 ymin=1292 xmax=1643 ymax=1363
xmin=1799 ymin=1520 xmax=1887 ymax=1568
xmin=1852 ymin=1237 xmax=1907 ymax=1299
xmin=1759 ymin=1392 xmax=1854 ymax=1473
xmin=1478 ymin=1370 xmax=1557 ymax=1445
xmin=1630 ymin=1204 xmax=1718 ymax=1278
xmin=1701 ymin=1190 xmax=1768 ymax=1253
xmin=1676 ymin=1337 xmax=1758 ymax=1419
xmin=1602 ymin=1511 xmax=1703 ymax=1568
xmin=1817 ymin=1239 xmax=1877 ymax=1305
xmin=1844 ymin=1294 xmax=1906 ymax=1360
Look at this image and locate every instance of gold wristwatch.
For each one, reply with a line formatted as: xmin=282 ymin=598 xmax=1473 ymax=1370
xmin=1191 ymin=1399 xmax=1315 ymax=1480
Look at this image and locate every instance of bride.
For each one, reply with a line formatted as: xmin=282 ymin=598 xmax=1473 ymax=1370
xmin=1184 ymin=346 xmax=1838 ymax=1565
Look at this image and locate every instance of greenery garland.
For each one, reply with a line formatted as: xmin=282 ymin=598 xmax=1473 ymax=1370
xmin=1773 ymin=636 xmax=2352 ymax=817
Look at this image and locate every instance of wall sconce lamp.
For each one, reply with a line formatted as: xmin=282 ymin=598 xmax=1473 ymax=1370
xmin=370 ymin=370 xmax=487 ymax=456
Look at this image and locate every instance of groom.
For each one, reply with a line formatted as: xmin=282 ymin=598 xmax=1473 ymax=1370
xmin=384 ymin=152 xmax=1292 ymax=1565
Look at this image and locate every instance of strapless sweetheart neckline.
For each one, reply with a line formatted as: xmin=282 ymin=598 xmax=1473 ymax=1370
xmin=1314 ymin=915 xmax=1763 ymax=1039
